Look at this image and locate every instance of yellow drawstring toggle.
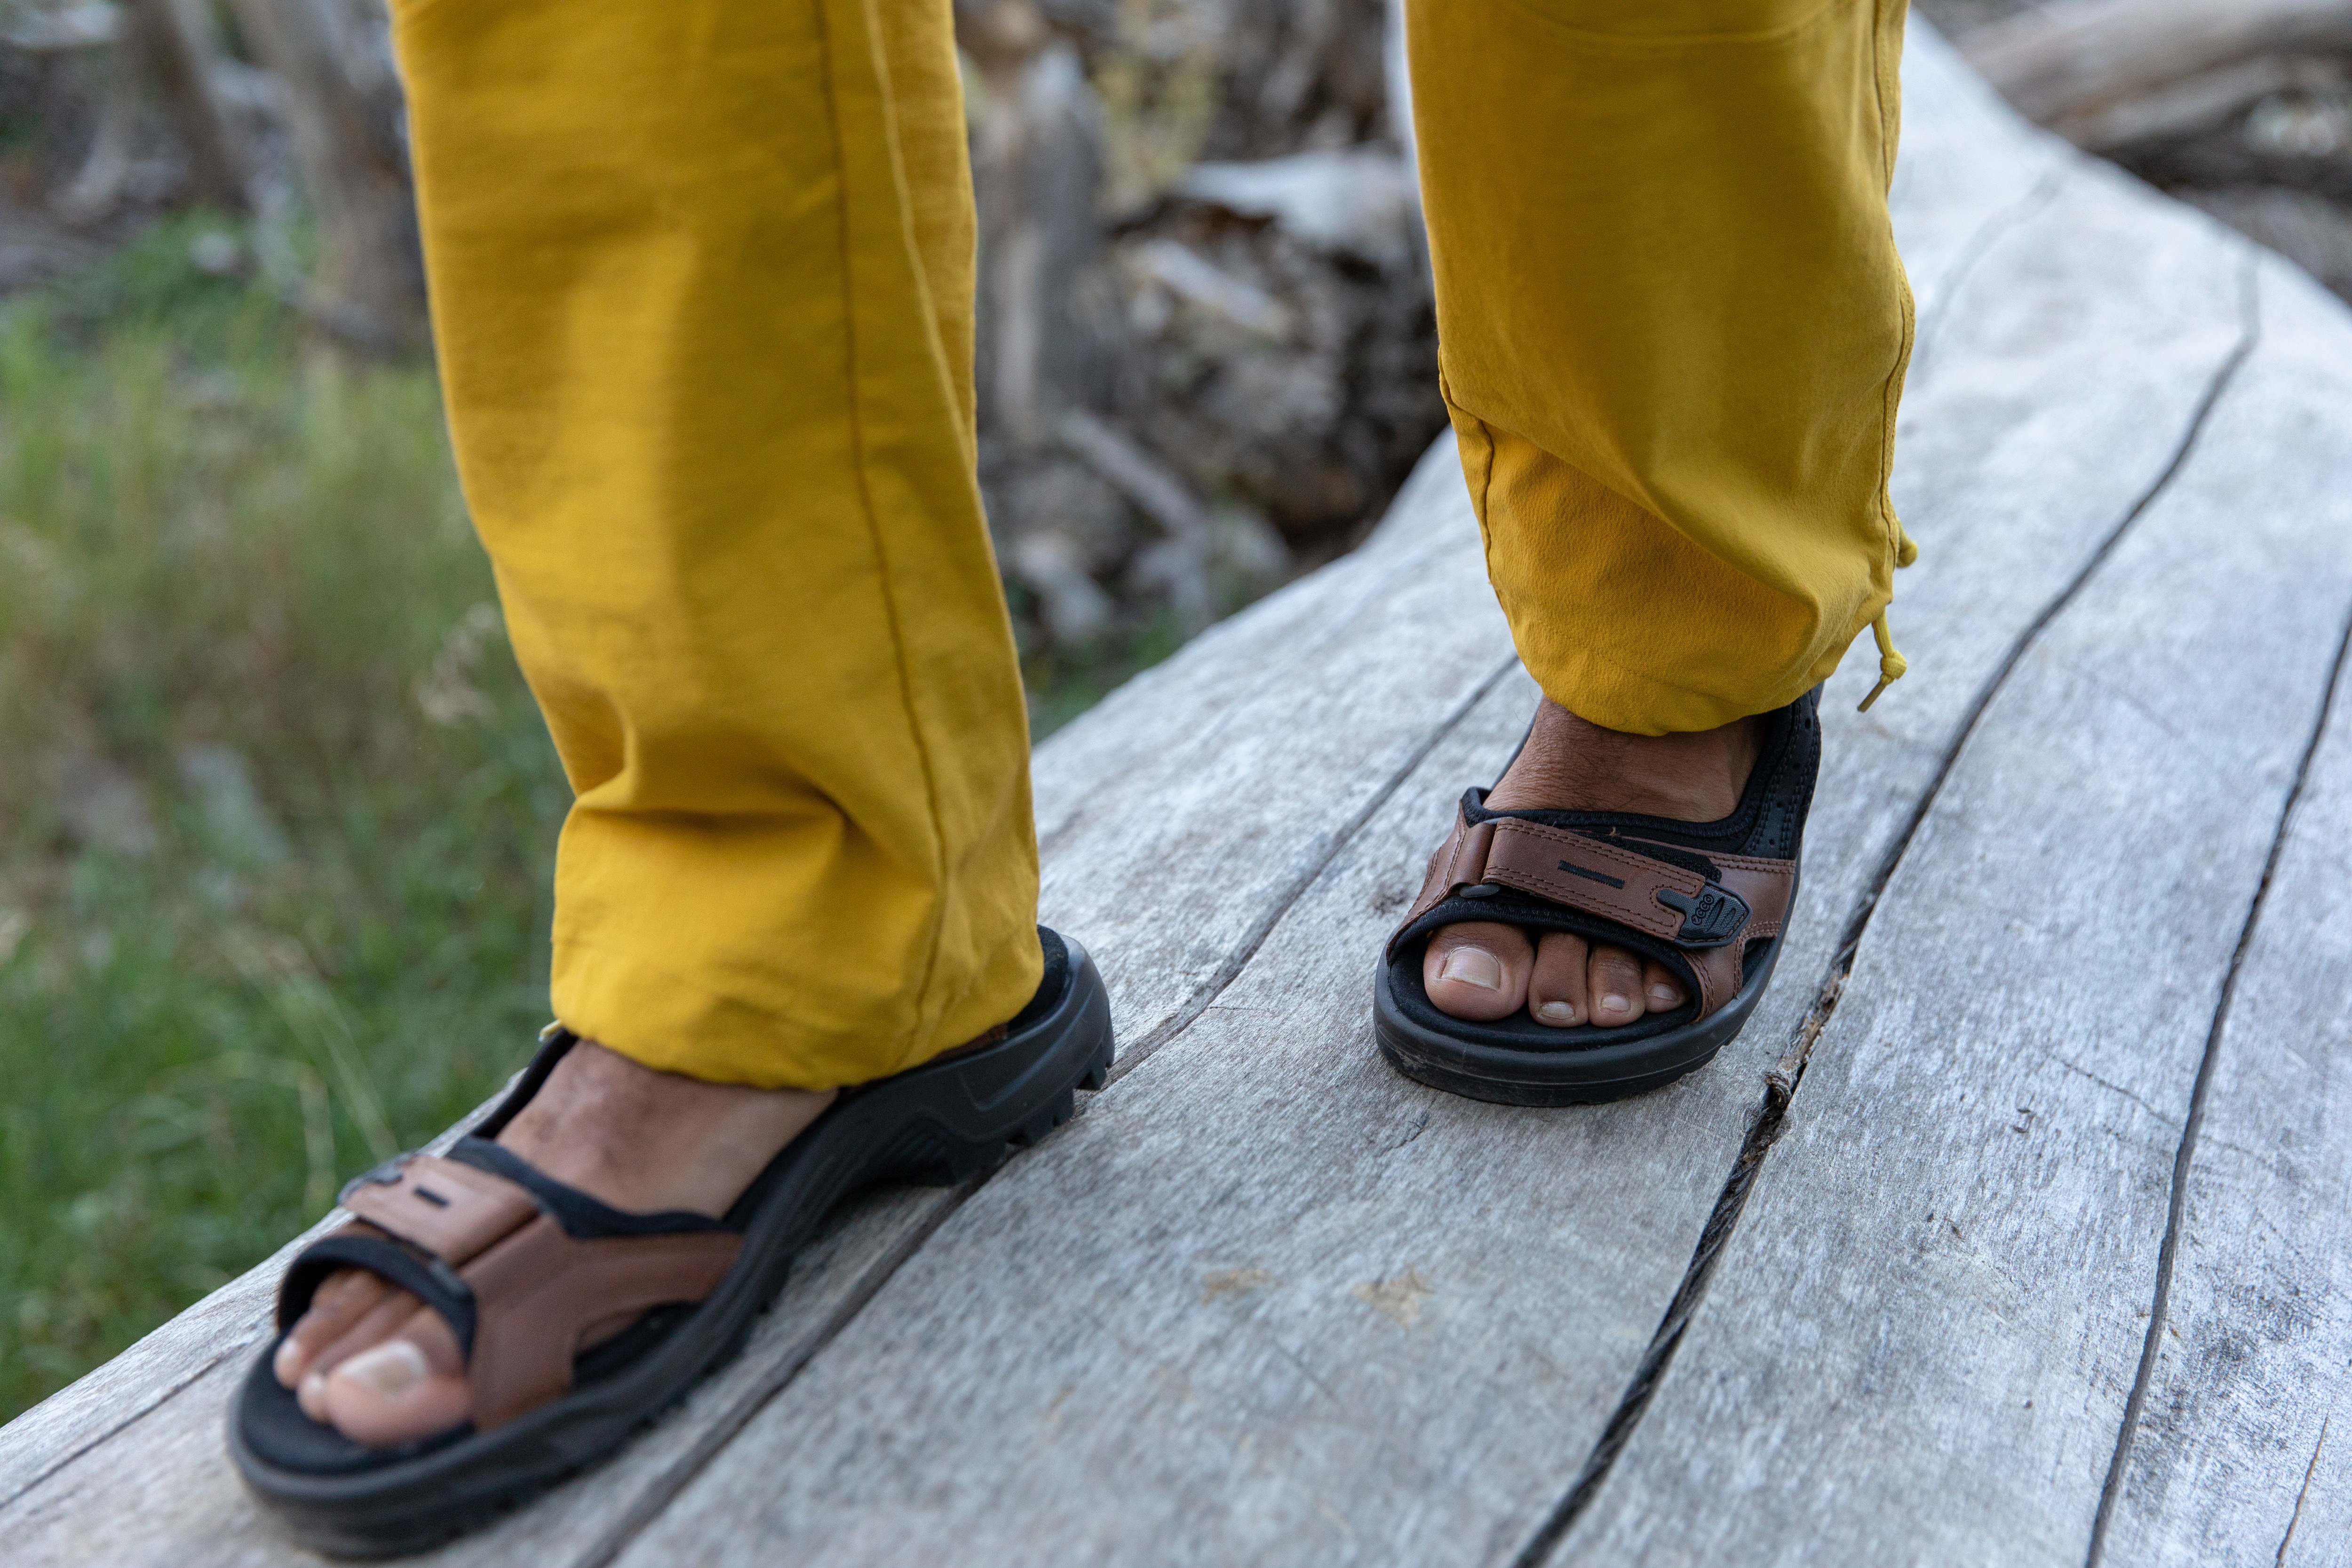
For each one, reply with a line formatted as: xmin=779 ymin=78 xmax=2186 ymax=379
xmin=1859 ymin=609 xmax=1906 ymax=712
xmin=1857 ymin=524 xmax=1919 ymax=712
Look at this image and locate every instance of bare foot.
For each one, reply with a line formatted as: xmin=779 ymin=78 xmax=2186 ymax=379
xmin=1422 ymin=700 xmax=1766 ymax=1029
xmin=269 ymin=1043 xmax=834 ymax=1447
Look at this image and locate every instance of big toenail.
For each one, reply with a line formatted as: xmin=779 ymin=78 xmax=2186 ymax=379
xmin=340 ymin=1341 xmax=427 ymax=1397
xmin=1438 ymin=949 xmax=1503 ymax=989
xmin=1536 ymin=1001 xmax=1577 ymax=1024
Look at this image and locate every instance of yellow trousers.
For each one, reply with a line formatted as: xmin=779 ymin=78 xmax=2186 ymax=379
xmin=1410 ymin=0 xmax=1915 ymax=733
xmin=389 ymin=0 xmax=1912 ymax=1089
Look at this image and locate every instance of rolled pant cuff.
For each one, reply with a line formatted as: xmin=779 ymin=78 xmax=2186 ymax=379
xmin=548 ymin=917 xmax=1044 ymax=1094
xmin=1523 ymin=623 xmax=1868 ymax=736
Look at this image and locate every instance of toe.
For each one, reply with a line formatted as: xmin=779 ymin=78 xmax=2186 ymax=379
xmin=296 ymin=1288 xmax=433 ymax=1422
xmin=275 ymin=1268 xmax=393 ymax=1388
xmin=1528 ymin=932 xmax=1590 ymax=1027
xmin=1422 ymin=922 xmax=1532 ymax=1021
xmin=320 ymin=1306 xmax=470 ymax=1448
xmin=1586 ymin=944 xmax=1646 ymax=1027
xmin=1641 ymin=960 xmax=1687 ymax=1015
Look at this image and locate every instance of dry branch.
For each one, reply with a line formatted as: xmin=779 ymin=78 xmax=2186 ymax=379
xmin=1963 ymin=0 xmax=2352 ymax=128
xmin=225 ymin=0 xmax=421 ymax=349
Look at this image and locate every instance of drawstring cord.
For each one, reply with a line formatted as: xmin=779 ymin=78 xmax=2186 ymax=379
xmin=1858 ymin=523 xmax=1919 ymax=713
xmin=1859 ymin=611 xmax=1905 ymax=711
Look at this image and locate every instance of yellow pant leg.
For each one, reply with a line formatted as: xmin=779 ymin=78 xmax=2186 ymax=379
xmin=1406 ymin=0 xmax=1915 ymax=733
xmin=390 ymin=0 xmax=1041 ymax=1090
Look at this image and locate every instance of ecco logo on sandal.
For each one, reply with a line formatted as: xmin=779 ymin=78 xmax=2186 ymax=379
xmin=1654 ymin=883 xmax=1750 ymax=947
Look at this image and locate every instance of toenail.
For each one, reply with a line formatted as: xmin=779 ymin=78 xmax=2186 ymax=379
xmin=1649 ymin=984 xmax=1679 ymax=1004
xmin=273 ymin=1338 xmax=305 ymax=1386
xmin=1438 ymin=948 xmax=1503 ymax=990
xmin=1536 ymin=1001 xmax=1578 ymax=1025
xmin=1600 ymin=993 xmax=1630 ymax=1014
xmin=340 ymin=1341 xmax=428 ymax=1397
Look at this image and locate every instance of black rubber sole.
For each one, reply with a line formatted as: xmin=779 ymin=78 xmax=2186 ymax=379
xmin=1374 ymin=921 xmax=1786 ymax=1107
xmin=230 ymin=933 xmax=1114 ymax=1559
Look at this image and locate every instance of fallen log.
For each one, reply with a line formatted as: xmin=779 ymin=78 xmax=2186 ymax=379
xmin=1963 ymin=0 xmax=2352 ymax=128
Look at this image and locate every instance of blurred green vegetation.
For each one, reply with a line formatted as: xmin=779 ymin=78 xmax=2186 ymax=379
xmin=0 ymin=215 xmax=564 ymax=1421
xmin=0 ymin=217 xmax=1161 ymax=1422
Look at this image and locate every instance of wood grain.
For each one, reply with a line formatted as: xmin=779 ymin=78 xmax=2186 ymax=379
xmin=1559 ymin=254 xmax=2352 ymax=1567
xmin=2095 ymin=291 xmax=2352 ymax=1568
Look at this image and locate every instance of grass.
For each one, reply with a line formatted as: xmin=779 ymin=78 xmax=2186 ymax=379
xmin=0 ymin=217 xmax=567 ymax=1420
xmin=0 ymin=219 xmax=1173 ymax=1423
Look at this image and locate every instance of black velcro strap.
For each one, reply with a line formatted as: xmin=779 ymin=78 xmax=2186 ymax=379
xmin=277 ymin=1232 xmax=479 ymax=1361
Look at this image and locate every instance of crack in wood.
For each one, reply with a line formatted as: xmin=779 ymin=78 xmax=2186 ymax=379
xmin=2088 ymin=279 xmax=2352 ymax=1568
xmin=2276 ymin=1413 xmax=2329 ymax=1568
xmin=1910 ymin=164 xmax=2066 ymax=382
xmin=0 ymin=1347 xmax=240 ymax=1519
xmin=1509 ymin=245 xmax=2268 ymax=1568
xmin=1035 ymin=524 xmax=1478 ymax=859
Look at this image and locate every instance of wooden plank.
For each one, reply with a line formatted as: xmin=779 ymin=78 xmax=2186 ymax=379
xmin=1887 ymin=24 xmax=2065 ymax=373
xmin=1559 ymin=255 xmax=2352 ymax=1566
xmin=2099 ymin=274 xmax=2352 ymax=1566
xmin=595 ymin=56 xmax=2268 ymax=1568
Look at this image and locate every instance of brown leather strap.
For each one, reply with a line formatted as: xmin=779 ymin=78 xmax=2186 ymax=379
xmin=342 ymin=1154 xmax=539 ymax=1265
xmin=1401 ymin=807 xmax=1712 ymax=940
xmin=332 ymin=1154 xmax=743 ymax=1431
xmin=1635 ymin=846 xmax=1796 ymax=1015
xmin=461 ymin=1217 xmax=742 ymax=1429
xmin=1396 ymin=804 xmax=1796 ymax=1020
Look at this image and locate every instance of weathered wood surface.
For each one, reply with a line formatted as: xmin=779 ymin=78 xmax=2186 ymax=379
xmin=2098 ymin=316 xmax=2352 ymax=1563
xmin=6 ymin=21 xmax=2352 ymax=1567
xmin=1558 ymin=251 xmax=2352 ymax=1567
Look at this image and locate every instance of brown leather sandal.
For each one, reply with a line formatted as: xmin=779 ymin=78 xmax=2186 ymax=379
xmin=230 ymin=928 xmax=1112 ymax=1557
xmin=1374 ymin=690 xmax=1819 ymax=1105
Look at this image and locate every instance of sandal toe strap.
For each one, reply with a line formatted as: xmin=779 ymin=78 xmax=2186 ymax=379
xmin=1390 ymin=795 xmax=1796 ymax=1019
xmin=278 ymin=1231 xmax=478 ymax=1357
xmin=277 ymin=1151 xmax=744 ymax=1430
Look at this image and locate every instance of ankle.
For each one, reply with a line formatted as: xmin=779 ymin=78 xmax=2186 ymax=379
xmin=499 ymin=1042 xmax=834 ymax=1217
xmin=1486 ymin=701 xmax=1762 ymax=819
